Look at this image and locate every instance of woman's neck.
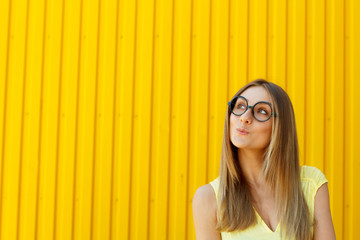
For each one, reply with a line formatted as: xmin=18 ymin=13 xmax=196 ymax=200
xmin=237 ymin=148 xmax=266 ymax=187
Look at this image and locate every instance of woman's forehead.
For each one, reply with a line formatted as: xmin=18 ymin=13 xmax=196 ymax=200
xmin=240 ymin=86 xmax=271 ymax=104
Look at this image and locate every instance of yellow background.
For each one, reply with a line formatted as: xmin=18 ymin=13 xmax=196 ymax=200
xmin=0 ymin=0 xmax=359 ymax=239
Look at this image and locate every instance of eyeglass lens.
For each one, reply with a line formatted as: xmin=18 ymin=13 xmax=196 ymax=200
xmin=231 ymin=97 xmax=272 ymax=122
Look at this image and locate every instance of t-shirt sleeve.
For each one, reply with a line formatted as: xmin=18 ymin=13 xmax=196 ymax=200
xmin=301 ymin=165 xmax=328 ymax=201
xmin=313 ymin=167 xmax=328 ymax=190
xmin=301 ymin=165 xmax=328 ymax=236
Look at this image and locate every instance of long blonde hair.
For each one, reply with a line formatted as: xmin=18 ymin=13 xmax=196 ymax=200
xmin=217 ymin=79 xmax=311 ymax=240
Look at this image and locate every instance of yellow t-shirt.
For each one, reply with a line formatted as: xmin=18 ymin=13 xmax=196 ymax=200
xmin=209 ymin=165 xmax=328 ymax=240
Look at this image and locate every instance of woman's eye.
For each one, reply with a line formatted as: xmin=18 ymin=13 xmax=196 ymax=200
xmin=258 ymin=109 xmax=268 ymax=115
xmin=236 ymin=103 xmax=246 ymax=109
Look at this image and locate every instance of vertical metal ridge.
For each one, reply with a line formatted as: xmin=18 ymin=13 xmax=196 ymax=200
xmin=285 ymin=0 xmax=288 ymax=91
xmin=53 ymin=0 xmax=66 ymax=238
xmin=303 ymin=0 xmax=308 ymax=165
xmin=323 ymin=0 xmax=327 ymax=172
xmin=71 ymin=0 xmax=84 ymax=238
xmin=128 ymin=0 xmax=139 ymax=238
xmin=185 ymin=0 xmax=194 ymax=237
xmin=206 ymin=0 xmax=213 ymax=182
xmin=226 ymin=0 xmax=230 ymax=104
xmin=246 ymin=0 xmax=249 ymax=83
xmin=35 ymin=0 xmax=48 ymax=238
xmin=205 ymin=0 xmax=212 ymax=184
xmin=16 ymin=0 xmax=31 ymax=238
xmin=342 ymin=0 xmax=347 ymax=238
xmin=146 ymin=0 xmax=157 ymax=238
xmin=108 ymin=0 xmax=121 ymax=238
xmin=165 ymin=0 xmax=175 ymax=238
xmin=90 ymin=0 xmax=102 ymax=239
xmin=265 ymin=0 xmax=269 ymax=79
xmin=0 ymin=0 xmax=12 ymax=235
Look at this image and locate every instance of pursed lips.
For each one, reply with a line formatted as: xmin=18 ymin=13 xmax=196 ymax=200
xmin=236 ymin=128 xmax=249 ymax=135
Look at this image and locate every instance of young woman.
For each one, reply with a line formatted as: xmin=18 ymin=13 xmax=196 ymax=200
xmin=193 ymin=79 xmax=335 ymax=240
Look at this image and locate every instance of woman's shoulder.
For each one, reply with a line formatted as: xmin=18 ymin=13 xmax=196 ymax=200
xmin=193 ymin=184 xmax=221 ymax=239
xmin=193 ymin=184 xmax=217 ymax=207
xmin=192 ymin=184 xmax=218 ymax=220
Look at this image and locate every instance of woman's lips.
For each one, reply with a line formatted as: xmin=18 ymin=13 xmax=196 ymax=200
xmin=236 ymin=128 xmax=249 ymax=135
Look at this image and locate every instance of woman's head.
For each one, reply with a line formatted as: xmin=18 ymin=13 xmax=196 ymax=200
xmin=221 ymin=79 xmax=298 ymax=183
xmin=229 ymin=85 xmax=274 ymax=152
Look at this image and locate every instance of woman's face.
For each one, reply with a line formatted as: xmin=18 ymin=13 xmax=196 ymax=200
xmin=230 ymin=86 xmax=273 ymax=151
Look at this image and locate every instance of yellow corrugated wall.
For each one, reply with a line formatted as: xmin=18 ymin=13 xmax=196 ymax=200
xmin=0 ymin=0 xmax=359 ymax=239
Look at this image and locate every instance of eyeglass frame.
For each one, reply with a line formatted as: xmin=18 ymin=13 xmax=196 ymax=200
xmin=227 ymin=95 xmax=277 ymax=122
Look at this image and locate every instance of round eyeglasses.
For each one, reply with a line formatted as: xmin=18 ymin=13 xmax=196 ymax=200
xmin=228 ymin=96 xmax=276 ymax=122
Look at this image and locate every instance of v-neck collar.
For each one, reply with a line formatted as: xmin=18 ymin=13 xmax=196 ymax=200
xmin=253 ymin=207 xmax=280 ymax=233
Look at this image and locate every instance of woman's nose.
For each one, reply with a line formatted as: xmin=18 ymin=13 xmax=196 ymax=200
xmin=239 ymin=108 xmax=252 ymax=124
